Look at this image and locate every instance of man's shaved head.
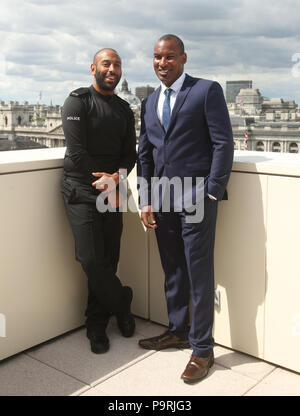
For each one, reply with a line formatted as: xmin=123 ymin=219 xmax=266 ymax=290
xmin=91 ymin=48 xmax=122 ymax=95
xmin=157 ymin=34 xmax=185 ymax=55
xmin=93 ymin=48 xmax=120 ymax=65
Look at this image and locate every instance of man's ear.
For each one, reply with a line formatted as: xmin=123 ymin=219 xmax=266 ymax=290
xmin=91 ymin=63 xmax=96 ymax=75
xmin=182 ymin=53 xmax=187 ymax=65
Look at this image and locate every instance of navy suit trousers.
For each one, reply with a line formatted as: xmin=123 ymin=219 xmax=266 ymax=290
xmin=154 ymin=197 xmax=218 ymax=357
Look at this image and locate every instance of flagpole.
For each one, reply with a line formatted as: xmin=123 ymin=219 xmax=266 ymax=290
xmin=244 ymin=118 xmax=248 ymax=151
xmin=240 ymin=99 xmax=248 ymax=151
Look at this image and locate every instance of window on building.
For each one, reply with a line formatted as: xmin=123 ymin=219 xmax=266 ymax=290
xmin=289 ymin=143 xmax=298 ymax=153
xmin=272 ymin=142 xmax=281 ymax=152
xmin=4 ymin=116 xmax=8 ymax=126
xmin=17 ymin=116 xmax=22 ymax=125
xmin=256 ymin=141 xmax=264 ymax=151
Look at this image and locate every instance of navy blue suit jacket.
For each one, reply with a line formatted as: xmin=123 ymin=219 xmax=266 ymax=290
xmin=137 ymin=74 xmax=234 ymax=207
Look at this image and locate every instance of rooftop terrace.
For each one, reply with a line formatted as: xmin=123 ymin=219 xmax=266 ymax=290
xmin=1 ymin=317 xmax=299 ymax=397
xmin=0 ymin=148 xmax=299 ymax=396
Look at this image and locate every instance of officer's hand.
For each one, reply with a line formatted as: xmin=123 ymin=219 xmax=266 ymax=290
xmin=141 ymin=205 xmax=157 ymax=230
xmin=92 ymin=172 xmax=119 ymax=192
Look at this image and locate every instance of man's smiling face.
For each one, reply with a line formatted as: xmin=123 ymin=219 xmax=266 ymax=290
xmin=91 ymin=49 xmax=122 ymax=93
xmin=153 ymin=38 xmax=187 ymax=87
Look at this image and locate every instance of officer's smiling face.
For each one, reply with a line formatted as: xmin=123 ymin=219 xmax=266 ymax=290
xmin=91 ymin=49 xmax=122 ymax=94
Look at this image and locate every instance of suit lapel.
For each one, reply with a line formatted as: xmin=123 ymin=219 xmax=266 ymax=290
xmin=167 ymin=74 xmax=195 ymax=134
xmin=149 ymin=75 xmax=196 ymax=136
xmin=149 ymin=86 xmax=165 ymax=134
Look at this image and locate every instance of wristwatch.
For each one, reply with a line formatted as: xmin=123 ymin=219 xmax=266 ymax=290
xmin=118 ymin=171 xmax=126 ymax=181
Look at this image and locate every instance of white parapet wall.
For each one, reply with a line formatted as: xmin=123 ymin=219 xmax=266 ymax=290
xmin=217 ymin=152 xmax=300 ymax=372
xmin=0 ymin=147 xmax=148 ymax=361
xmin=0 ymin=148 xmax=87 ymax=360
xmin=0 ymin=148 xmax=299 ymax=373
xmin=148 ymin=151 xmax=300 ymax=373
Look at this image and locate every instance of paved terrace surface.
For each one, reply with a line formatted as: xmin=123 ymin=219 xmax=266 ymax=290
xmin=0 ymin=317 xmax=299 ymax=396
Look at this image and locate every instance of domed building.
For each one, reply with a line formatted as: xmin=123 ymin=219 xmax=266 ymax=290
xmin=117 ymin=78 xmax=140 ymax=111
xmin=117 ymin=78 xmax=141 ymax=136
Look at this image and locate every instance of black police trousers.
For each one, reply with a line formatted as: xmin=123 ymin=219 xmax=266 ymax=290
xmin=61 ymin=177 xmax=125 ymax=333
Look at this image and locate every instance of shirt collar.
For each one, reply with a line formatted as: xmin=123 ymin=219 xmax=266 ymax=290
xmin=160 ymin=72 xmax=186 ymax=94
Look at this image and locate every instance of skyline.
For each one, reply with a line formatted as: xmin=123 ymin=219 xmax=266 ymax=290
xmin=0 ymin=0 xmax=300 ymax=105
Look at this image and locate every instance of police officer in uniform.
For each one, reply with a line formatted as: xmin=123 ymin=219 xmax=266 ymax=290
xmin=61 ymin=48 xmax=137 ymax=354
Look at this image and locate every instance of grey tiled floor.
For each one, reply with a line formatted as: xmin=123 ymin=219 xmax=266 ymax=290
xmin=0 ymin=317 xmax=299 ymax=396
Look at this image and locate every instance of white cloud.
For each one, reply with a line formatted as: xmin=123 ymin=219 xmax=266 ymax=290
xmin=0 ymin=0 xmax=299 ymax=104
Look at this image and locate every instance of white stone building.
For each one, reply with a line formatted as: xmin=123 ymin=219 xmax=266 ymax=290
xmin=0 ymin=101 xmax=64 ymax=149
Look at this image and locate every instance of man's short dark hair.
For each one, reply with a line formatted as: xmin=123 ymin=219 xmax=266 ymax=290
xmin=93 ymin=48 xmax=119 ymax=64
xmin=157 ymin=34 xmax=185 ymax=54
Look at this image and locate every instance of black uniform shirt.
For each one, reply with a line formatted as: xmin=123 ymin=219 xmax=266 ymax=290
xmin=62 ymin=85 xmax=137 ymax=184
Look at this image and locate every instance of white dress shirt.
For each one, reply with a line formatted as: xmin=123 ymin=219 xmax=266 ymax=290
xmin=156 ymin=72 xmax=217 ymax=201
xmin=156 ymin=72 xmax=186 ymax=123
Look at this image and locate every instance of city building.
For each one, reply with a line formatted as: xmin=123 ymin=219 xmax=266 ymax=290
xmin=236 ymin=88 xmax=263 ymax=115
xmin=231 ymin=116 xmax=300 ymax=153
xmin=1 ymin=79 xmax=300 ymax=153
xmin=117 ymin=78 xmax=141 ymax=136
xmin=0 ymin=79 xmax=142 ymax=150
xmin=0 ymin=101 xmax=64 ymax=150
xmin=263 ymin=98 xmax=298 ymax=121
xmin=226 ymin=81 xmax=300 ymax=153
xmin=226 ymin=80 xmax=253 ymax=103
xmin=117 ymin=78 xmax=140 ymax=111
xmin=135 ymin=85 xmax=155 ymax=102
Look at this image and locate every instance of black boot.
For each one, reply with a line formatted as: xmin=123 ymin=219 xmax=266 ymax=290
xmin=116 ymin=286 xmax=135 ymax=337
xmin=87 ymin=329 xmax=109 ymax=354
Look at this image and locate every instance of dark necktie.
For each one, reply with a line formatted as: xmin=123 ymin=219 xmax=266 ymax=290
xmin=162 ymin=88 xmax=172 ymax=132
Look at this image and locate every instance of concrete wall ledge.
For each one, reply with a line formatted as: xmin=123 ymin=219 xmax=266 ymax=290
xmin=1 ymin=148 xmax=300 ymax=372
xmin=0 ymin=147 xmax=65 ymax=174
xmin=1 ymin=147 xmax=300 ymax=176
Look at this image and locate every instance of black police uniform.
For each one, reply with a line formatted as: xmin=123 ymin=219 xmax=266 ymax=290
xmin=61 ymin=85 xmax=136 ymax=335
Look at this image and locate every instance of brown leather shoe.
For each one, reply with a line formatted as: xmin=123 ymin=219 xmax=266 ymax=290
xmin=138 ymin=330 xmax=190 ymax=350
xmin=181 ymin=350 xmax=214 ymax=383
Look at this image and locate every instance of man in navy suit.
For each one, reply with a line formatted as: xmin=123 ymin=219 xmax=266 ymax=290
xmin=137 ymin=34 xmax=234 ymax=382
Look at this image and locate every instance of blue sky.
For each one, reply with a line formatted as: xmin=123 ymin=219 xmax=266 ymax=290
xmin=0 ymin=0 xmax=299 ymax=105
